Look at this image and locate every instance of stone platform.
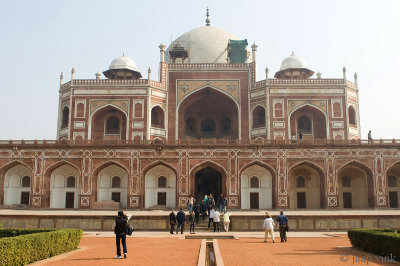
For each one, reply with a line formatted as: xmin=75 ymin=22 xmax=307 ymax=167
xmin=0 ymin=209 xmax=399 ymax=231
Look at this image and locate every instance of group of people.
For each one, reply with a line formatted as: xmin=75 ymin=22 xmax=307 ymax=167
xmin=167 ymin=193 xmax=230 ymax=235
xmin=112 ymin=209 xmax=289 ymax=259
xmin=263 ymin=210 xmax=289 ymax=243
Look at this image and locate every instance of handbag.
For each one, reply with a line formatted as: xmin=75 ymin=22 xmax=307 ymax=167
xmin=285 ymin=224 xmax=289 ymax=232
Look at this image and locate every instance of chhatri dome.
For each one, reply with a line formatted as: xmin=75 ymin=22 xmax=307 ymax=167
xmin=165 ymin=8 xmax=250 ymax=64
xmin=274 ymin=52 xmax=314 ymax=79
xmin=103 ymin=54 xmax=142 ymax=80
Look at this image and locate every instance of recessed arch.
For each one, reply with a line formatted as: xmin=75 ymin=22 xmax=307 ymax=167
xmin=385 ymin=161 xmax=400 ymax=208
xmin=151 ymin=105 xmax=165 ymax=129
xmin=252 ymin=105 xmax=266 ymax=129
xmin=88 ymin=104 xmax=128 ymax=141
xmin=96 ymin=163 xmax=129 ymax=208
xmin=177 ymin=87 xmax=240 ymax=140
xmin=288 ymin=161 xmax=326 ymax=209
xmin=144 ymin=163 xmax=177 ymax=208
xmin=3 ymin=163 xmax=32 ymax=206
xmin=337 ymin=161 xmax=375 ymax=209
xmin=289 ymin=104 xmax=328 ymax=140
xmin=43 ymin=160 xmax=81 ymax=208
xmin=190 ymin=160 xmax=228 ymax=202
xmin=50 ymin=164 xmax=80 ymax=208
xmin=240 ymin=163 xmax=274 ymax=209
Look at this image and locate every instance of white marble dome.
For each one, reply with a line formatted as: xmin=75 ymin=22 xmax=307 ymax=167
xmin=109 ymin=54 xmax=139 ymax=71
xmin=280 ymin=52 xmax=310 ymax=71
xmin=166 ymin=26 xmax=249 ymax=63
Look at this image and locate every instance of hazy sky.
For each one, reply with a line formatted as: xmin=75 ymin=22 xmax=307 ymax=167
xmin=0 ymin=0 xmax=399 ymax=139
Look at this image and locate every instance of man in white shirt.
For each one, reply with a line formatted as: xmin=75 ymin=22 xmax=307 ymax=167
xmin=212 ymin=209 xmax=220 ymax=232
xmin=263 ymin=213 xmax=275 ymax=243
xmin=208 ymin=208 xmax=215 ymax=229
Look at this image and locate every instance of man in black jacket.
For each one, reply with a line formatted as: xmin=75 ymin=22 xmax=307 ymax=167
xmin=169 ymin=210 xmax=176 ymax=234
xmin=112 ymin=211 xmax=129 ymax=259
xmin=176 ymin=208 xmax=186 ymax=234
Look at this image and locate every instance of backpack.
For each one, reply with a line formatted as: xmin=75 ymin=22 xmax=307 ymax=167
xmin=115 ymin=217 xmax=127 ymax=235
xmin=125 ymin=222 xmax=134 ymax=236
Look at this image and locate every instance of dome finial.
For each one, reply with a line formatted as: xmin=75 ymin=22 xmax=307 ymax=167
xmin=206 ymin=7 xmax=210 ymax=26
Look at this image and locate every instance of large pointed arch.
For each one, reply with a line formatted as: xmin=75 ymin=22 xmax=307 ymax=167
xmin=336 ymin=160 xmax=375 ymax=208
xmin=189 ymin=160 xmax=228 ymax=201
xmin=93 ymin=161 xmax=129 ymax=208
xmin=288 ymin=103 xmax=329 ymax=140
xmin=176 ymin=87 xmax=240 ymax=140
xmin=43 ymin=160 xmax=81 ymax=208
xmin=143 ymin=161 xmax=177 ymax=208
xmin=2 ymin=161 xmax=33 ymax=206
xmin=239 ymin=161 xmax=276 ymax=209
xmin=288 ymin=160 xmax=327 ymax=209
xmin=88 ymin=104 xmax=129 ymax=141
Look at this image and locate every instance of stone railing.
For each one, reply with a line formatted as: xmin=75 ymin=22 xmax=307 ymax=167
xmin=251 ymin=78 xmax=357 ymax=90
xmin=167 ymin=63 xmax=250 ymax=70
xmin=1 ymin=138 xmax=399 ymax=148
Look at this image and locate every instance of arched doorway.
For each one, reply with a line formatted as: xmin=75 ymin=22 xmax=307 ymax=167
xmin=195 ymin=167 xmax=222 ymax=203
xmin=178 ymin=88 xmax=239 ymax=139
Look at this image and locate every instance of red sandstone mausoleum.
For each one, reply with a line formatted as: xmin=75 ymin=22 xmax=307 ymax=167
xmin=1 ymin=12 xmax=400 ymax=212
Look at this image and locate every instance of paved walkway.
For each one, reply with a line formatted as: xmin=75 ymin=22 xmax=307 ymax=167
xmin=31 ymin=231 xmax=398 ymax=265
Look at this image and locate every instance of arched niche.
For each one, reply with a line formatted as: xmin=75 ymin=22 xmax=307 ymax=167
xmin=252 ymin=106 xmax=266 ymax=129
xmin=91 ymin=105 xmax=127 ymax=141
xmin=50 ymin=164 xmax=80 ymax=208
xmin=386 ymin=162 xmax=400 ymax=208
xmin=337 ymin=162 xmax=374 ymax=209
xmin=144 ymin=164 xmax=176 ymax=208
xmin=289 ymin=105 xmax=327 ymax=140
xmin=61 ymin=106 xmax=69 ymax=128
xmin=288 ymin=162 xmax=326 ymax=209
xmin=151 ymin=106 xmax=165 ymax=129
xmin=4 ymin=164 xmax=32 ymax=206
xmin=97 ymin=164 xmax=128 ymax=208
xmin=240 ymin=164 xmax=272 ymax=209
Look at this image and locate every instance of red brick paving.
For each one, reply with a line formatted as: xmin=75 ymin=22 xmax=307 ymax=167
xmin=218 ymin=236 xmax=396 ymax=266
xmin=34 ymin=235 xmax=398 ymax=266
xmin=36 ymin=237 xmax=201 ymax=266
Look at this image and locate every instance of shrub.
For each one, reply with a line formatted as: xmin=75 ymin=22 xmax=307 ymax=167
xmin=348 ymin=229 xmax=400 ymax=261
xmin=0 ymin=228 xmax=82 ymax=265
xmin=0 ymin=228 xmax=53 ymax=238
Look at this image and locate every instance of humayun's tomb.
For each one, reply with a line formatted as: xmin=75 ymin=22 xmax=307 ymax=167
xmin=0 ymin=11 xmax=400 ymax=231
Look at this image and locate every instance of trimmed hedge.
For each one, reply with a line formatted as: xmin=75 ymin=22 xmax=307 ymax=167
xmin=0 ymin=228 xmax=53 ymax=238
xmin=0 ymin=228 xmax=82 ymax=265
xmin=348 ymin=229 xmax=400 ymax=261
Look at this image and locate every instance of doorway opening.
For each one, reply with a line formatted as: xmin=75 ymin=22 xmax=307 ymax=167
xmin=195 ymin=167 xmax=222 ymax=203
xmin=157 ymin=192 xmax=167 ymax=205
xmin=112 ymin=192 xmax=121 ymax=203
xmin=65 ymin=192 xmax=74 ymax=208
xmin=389 ymin=192 xmax=398 ymax=208
xmin=343 ymin=192 xmax=352 ymax=208
xmin=20 ymin=192 xmax=30 ymax=205
xmin=250 ymin=192 xmax=259 ymax=209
